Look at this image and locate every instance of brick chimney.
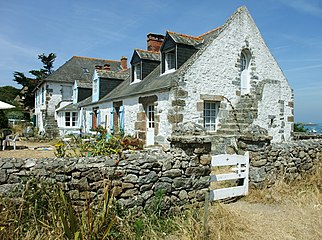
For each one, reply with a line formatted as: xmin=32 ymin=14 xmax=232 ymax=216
xmin=121 ymin=56 xmax=128 ymax=69
xmin=147 ymin=33 xmax=164 ymax=52
xmin=103 ymin=64 xmax=111 ymax=71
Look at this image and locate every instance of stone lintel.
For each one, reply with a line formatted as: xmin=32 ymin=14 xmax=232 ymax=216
xmin=200 ymin=94 xmax=224 ymax=101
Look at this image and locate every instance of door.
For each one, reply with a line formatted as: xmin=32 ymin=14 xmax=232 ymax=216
xmin=146 ymin=104 xmax=155 ymax=146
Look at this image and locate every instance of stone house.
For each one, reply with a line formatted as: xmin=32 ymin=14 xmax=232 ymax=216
xmin=34 ymin=56 xmax=127 ymax=137
xmin=79 ymin=6 xmax=293 ymax=147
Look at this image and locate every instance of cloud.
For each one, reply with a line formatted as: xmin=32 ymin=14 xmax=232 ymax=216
xmin=284 ymin=64 xmax=322 ymax=72
xmin=294 ymin=83 xmax=322 ymax=96
xmin=280 ymin=0 xmax=322 ymax=18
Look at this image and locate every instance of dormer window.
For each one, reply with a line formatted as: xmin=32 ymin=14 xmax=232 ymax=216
xmin=133 ymin=63 xmax=141 ymax=82
xmin=164 ymin=50 xmax=176 ymax=72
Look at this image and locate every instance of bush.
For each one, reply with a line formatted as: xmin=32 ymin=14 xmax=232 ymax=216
xmin=0 ymin=110 xmax=8 ymax=128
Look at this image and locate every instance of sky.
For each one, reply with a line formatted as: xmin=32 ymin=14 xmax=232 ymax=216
xmin=0 ymin=0 xmax=321 ymax=123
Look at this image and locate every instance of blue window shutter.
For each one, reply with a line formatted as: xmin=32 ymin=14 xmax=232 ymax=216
xmin=120 ymin=106 xmax=125 ymax=132
xmin=89 ymin=111 xmax=92 ymax=129
xmin=110 ymin=109 xmax=114 ymax=134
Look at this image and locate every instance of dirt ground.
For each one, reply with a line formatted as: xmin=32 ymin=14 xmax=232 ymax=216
xmin=225 ymin=200 xmax=322 ymax=240
xmin=0 ymin=139 xmax=56 ymax=158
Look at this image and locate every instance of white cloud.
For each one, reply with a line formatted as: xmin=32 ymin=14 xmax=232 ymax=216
xmin=284 ymin=64 xmax=322 ymax=72
xmin=280 ymin=0 xmax=322 ymax=18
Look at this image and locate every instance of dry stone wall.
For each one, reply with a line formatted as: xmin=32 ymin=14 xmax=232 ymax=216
xmin=0 ymin=146 xmax=211 ymax=212
xmin=238 ymin=138 xmax=322 ymax=187
xmin=0 ymin=138 xmax=321 ymax=210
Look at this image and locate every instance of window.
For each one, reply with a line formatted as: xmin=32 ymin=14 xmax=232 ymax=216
xmin=147 ymin=105 xmax=155 ymax=128
xmin=240 ymin=52 xmax=247 ymax=71
xmin=204 ymin=101 xmax=220 ymax=131
xmin=240 ymin=50 xmax=252 ymax=95
xmin=65 ymin=112 xmax=78 ymax=127
xmin=165 ymin=51 xmax=175 ymax=72
xmin=133 ymin=64 xmax=141 ymax=81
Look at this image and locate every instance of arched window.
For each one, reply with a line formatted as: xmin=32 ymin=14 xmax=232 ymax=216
xmin=240 ymin=50 xmax=251 ymax=95
xmin=240 ymin=52 xmax=248 ymax=71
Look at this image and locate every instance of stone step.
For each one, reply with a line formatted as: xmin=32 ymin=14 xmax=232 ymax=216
xmin=216 ymin=129 xmax=240 ymax=135
xmin=219 ymin=123 xmax=249 ymax=130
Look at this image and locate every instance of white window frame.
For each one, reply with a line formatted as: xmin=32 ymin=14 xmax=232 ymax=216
xmin=132 ymin=63 xmax=142 ymax=83
xmin=147 ymin=105 xmax=155 ymax=128
xmin=165 ymin=50 xmax=175 ymax=72
xmin=204 ymin=101 xmax=220 ymax=131
xmin=65 ymin=112 xmax=78 ymax=127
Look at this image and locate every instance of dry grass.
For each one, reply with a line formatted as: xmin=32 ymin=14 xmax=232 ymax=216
xmin=0 ymin=157 xmax=321 ymax=239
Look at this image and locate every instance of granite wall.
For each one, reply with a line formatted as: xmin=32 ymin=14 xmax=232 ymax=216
xmin=0 ymin=138 xmax=321 ymax=210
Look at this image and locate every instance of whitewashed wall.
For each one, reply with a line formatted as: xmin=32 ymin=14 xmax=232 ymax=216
xmin=179 ymin=8 xmax=293 ymax=142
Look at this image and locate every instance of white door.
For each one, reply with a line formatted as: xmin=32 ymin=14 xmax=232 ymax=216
xmin=146 ymin=104 xmax=155 ymax=146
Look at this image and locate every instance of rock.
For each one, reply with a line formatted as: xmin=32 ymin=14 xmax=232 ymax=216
xmin=123 ymin=174 xmax=138 ymax=183
xmin=154 ymin=182 xmax=172 ymax=193
xmin=163 ymin=169 xmax=182 ymax=178
xmin=138 ymin=171 xmax=158 ymax=185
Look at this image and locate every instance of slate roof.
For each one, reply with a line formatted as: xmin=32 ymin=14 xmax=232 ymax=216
xmin=95 ymin=65 xmax=173 ymax=103
xmin=58 ymin=96 xmax=92 ymax=112
xmin=96 ymin=68 xmax=130 ymax=80
xmin=44 ymin=56 xmax=123 ymax=83
xmin=135 ymin=49 xmax=160 ymax=61
xmin=167 ymin=31 xmax=204 ymax=46
xmin=76 ymin=80 xmax=92 ymax=89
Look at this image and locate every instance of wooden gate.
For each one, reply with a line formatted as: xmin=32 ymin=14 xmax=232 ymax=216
xmin=209 ymin=152 xmax=249 ymax=201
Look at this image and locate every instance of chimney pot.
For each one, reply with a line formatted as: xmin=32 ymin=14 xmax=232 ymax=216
xmin=147 ymin=33 xmax=165 ymax=52
xmin=95 ymin=65 xmax=102 ymax=70
xmin=121 ymin=56 xmax=128 ymax=69
xmin=103 ymin=64 xmax=111 ymax=71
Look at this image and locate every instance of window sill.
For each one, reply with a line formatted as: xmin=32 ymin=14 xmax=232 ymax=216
xmin=161 ymin=68 xmax=176 ymax=76
xmin=130 ymin=79 xmax=142 ymax=85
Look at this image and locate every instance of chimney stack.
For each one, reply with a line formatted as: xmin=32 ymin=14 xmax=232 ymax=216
xmin=121 ymin=56 xmax=128 ymax=69
xmin=147 ymin=33 xmax=165 ymax=52
xmin=103 ymin=64 xmax=111 ymax=71
xmin=95 ymin=65 xmax=102 ymax=70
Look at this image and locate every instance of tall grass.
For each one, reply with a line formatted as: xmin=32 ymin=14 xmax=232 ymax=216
xmin=0 ymin=163 xmax=321 ymax=239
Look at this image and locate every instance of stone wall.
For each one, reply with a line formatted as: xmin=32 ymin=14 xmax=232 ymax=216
xmin=0 ymin=146 xmax=211 ymax=212
xmin=238 ymin=138 xmax=322 ymax=187
xmin=0 ymin=138 xmax=321 ymax=210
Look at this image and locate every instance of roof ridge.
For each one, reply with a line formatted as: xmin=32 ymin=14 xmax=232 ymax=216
xmin=135 ymin=49 xmax=160 ymax=54
xmin=167 ymin=31 xmax=203 ymax=41
xmin=73 ymin=56 xmax=121 ymax=62
xmin=199 ymin=26 xmax=222 ymax=37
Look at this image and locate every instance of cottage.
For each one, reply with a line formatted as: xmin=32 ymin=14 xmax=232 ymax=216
xmin=34 ymin=56 xmax=126 ymax=137
xmin=79 ymin=6 xmax=293 ymax=147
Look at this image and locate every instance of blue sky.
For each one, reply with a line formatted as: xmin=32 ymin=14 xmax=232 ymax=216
xmin=0 ymin=0 xmax=321 ymax=123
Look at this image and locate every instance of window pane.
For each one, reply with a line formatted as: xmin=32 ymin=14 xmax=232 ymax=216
xmin=65 ymin=112 xmax=72 ymax=126
xmin=134 ymin=64 xmax=141 ymax=80
xmin=166 ymin=51 xmax=175 ymax=71
xmin=204 ymin=101 xmax=219 ymax=131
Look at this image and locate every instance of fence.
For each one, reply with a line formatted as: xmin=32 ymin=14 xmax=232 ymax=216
xmin=209 ymin=152 xmax=249 ymax=201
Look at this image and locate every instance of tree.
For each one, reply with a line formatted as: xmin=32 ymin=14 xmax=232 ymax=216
xmin=294 ymin=123 xmax=307 ymax=133
xmin=13 ymin=53 xmax=56 ymax=113
xmin=0 ymin=86 xmax=20 ymax=104
xmin=38 ymin=53 xmax=56 ymax=75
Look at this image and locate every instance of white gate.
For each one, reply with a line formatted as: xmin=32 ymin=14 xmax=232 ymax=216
xmin=209 ymin=152 xmax=249 ymax=201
